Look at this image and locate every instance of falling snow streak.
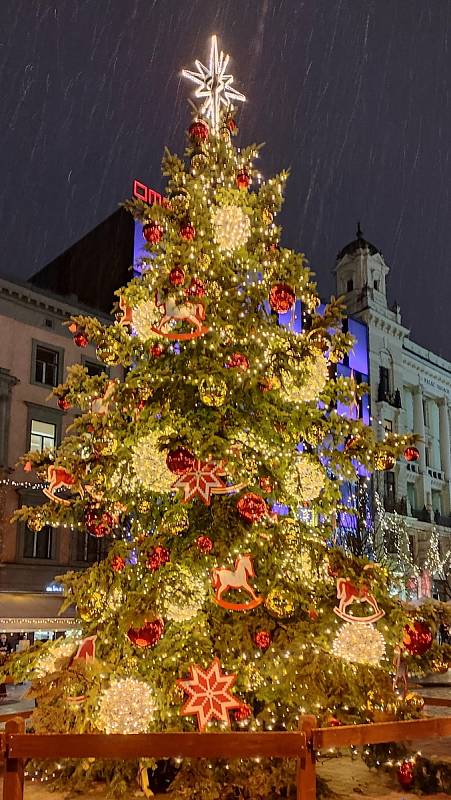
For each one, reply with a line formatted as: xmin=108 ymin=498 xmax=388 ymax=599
xmin=0 ymin=0 xmax=450 ymax=356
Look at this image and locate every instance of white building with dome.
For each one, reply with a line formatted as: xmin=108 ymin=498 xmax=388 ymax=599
xmin=335 ymin=225 xmax=451 ymax=598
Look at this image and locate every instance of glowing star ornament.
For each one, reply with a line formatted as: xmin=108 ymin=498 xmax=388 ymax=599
xmin=177 ymin=657 xmax=242 ymax=731
xmin=182 ymin=35 xmax=245 ymax=133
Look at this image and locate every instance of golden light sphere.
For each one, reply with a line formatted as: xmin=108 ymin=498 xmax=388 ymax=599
xmin=265 ymin=588 xmax=295 ymax=619
xmin=199 ymin=376 xmax=227 ymax=407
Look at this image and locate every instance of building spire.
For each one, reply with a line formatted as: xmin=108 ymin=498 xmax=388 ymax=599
xmin=356 ymin=221 xmax=363 ymax=238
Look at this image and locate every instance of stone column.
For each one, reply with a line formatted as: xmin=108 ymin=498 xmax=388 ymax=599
xmin=439 ymin=400 xmax=451 ymax=480
xmin=413 ymin=386 xmax=426 ymax=466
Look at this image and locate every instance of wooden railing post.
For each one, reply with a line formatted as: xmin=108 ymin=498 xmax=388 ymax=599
xmin=297 ymin=715 xmax=317 ymax=800
xmin=3 ymin=718 xmax=25 ymax=800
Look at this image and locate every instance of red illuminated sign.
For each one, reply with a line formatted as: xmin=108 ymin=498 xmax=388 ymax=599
xmin=133 ymin=179 xmax=169 ymax=207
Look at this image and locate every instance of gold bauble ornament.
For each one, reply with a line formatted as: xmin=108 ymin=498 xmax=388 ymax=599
xmin=159 ymin=506 xmax=189 ymax=535
xmin=328 ymin=348 xmax=346 ymax=364
xmin=96 ymin=342 xmax=122 ymax=366
xmin=199 ymin=376 xmax=227 ymax=407
xmin=404 ymin=692 xmax=425 ymax=711
xmin=191 ymin=152 xmax=208 ymax=171
xmin=169 ymin=682 xmax=186 ymax=704
xmin=304 ymin=423 xmax=324 ymax=447
xmin=170 ymin=192 xmax=190 ymax=216
xmin=197 ymin=253 xmax=211 ymax=272
xmin=132 ymin=432 xmax=174 ymax=493
xmin=431 ymin=657 xmax=449 ymax=674
xmin=284 ymin=454 xmax=326 ymax=503
xmin=26 ymin=511 xmax=46 ymax=533
xmin=243 ymin=663 xmax=265 ymax=690
xmin=374 ymin=451 xmax=396 ymax=471
xmin=262 ymin=208 xmax=273 ymax=225
xmin=219 ymin=125 xmax=231 ymax=142
xmin=265 ymin=588 xmax=295 ymax=619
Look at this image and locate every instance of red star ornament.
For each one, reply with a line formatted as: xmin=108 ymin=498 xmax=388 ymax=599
xmin=177 ymin=657 xmax=242 ymax=731
xmin=172 ymin=459 xmax=227 ymax=505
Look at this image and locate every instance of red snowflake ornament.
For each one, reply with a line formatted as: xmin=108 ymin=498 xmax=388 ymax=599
xmin=177 ymin=657 xmax=241 ymax=731
xmin=172 ymin=459 xmax=227 ymax=505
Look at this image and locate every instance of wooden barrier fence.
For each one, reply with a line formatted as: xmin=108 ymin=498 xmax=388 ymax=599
xmin=1 ymin=696 xmax=450 ymax=800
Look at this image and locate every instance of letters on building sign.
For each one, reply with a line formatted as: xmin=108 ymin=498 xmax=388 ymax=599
xmin=133 ymin=179 xmax=169 ymax=207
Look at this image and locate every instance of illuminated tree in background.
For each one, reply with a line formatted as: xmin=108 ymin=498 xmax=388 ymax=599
xmin=6 ymin=36 xmax=451 ymax=799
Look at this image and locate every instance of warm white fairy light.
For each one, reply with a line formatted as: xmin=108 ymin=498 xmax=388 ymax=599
xmin=157 ymin=564 xmax=206 ymax=621
xmin=132 ymin=432 xmax=174 ymax=492
xmin=182 ymin=35 xmax=245 ymax=132
xmin=132 ymin=299 xmax=160 ymax=342
xmin=212 ymin=205 xmax=251 ymax=251
xmin=332 ymin=622 xmax=386 ymax=666
xmin=34 ymin=637 xmax=79 ymax=678
xmin=97 ymin=678 xmax=156 ymax=734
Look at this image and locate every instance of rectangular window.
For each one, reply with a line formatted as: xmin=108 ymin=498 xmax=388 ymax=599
xmin=384 ymin=419 xmax=393 ymax=433
xmin=407 ymin=483 xmax=417 ymax=513
xmin=76 ymin=532 xmax=107 ymax=563
xmin=384 ymin=471 xmax=395 ymax=511
xmin=423 ymin=400 xmax=429 ymax=427
xmin=432 ymin=490 xmax=442 ymax=516
xmin=84 ymin=361 xmax=104 ymax=377
xmin=23 ymin=525 xmax=53 ymax=559
xmin=35 ymin=346 xmax=59 ymax=387
xmin=29 ymin=419 xmax=56 ymax=452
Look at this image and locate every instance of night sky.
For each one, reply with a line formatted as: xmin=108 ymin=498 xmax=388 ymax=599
xmin=1 ymin=1 xmax=450 ymax=355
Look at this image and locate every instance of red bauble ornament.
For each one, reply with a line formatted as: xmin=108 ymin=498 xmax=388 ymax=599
xmin=226 ymin=118 xmax=237 ymax=133
xmin=166 ymin=446 xmax=196 ymax=475
xmin=403 ymin=621 xmax=433 ymax=656
xmin=236 ymin=170 xmax=251 ymax=190
xmin=404 ymin=445 xmax=420 ymax=463
xmin=234 ymin=703 xmax=252 ymax=721
xmin=226 ymin=352 xmax=249 ymax=371
xmin=143 ymin=221 xmax=163 ymax=244
xmin=259 ymin=476 xmax=273 ymax=494
xmin=84 ymin=508 xmax=113 ymax=538
xmin=74 ymin=332 xmax=89 ymax=348
xmin=180 ymin=222 xmax=196 ymax=241
xmin=237 ymin=493 xmax=267 ymax=523
xmin=127 ymin=618 xmax=165 ymax=648
xmin=189 ymin=120 xmax=209 ymax=141
xmin=151 ymin=343 xmax=165 ymax=357
xmin=269 ymin=283 xmax=296 ymax=313
xmin=254 ymin=630 xmax=272 ymax=650
xmin=111 ymin=555 xmax=126 ymax=573
xmin=169 ymin=266 xmax=186 ymax=286
xmin=327 ymin=716 xmax=342 ymax=727
xmin=186 ymin=277 xmax=206 ymax=297
xmin=196 ymin=535 xmax=213 ymax=554
xmin=57 ymin=397 xmax=70 ymax=410
xmin=308 ymin=607 xmax=319 ymax=621
xmin=146 ymin=545 xmax=170 ymax=572
xmin=397 ymin=760 xmax=415 ymax=789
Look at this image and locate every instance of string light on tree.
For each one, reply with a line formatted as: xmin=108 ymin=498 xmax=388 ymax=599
xmin=97 ymin=678 xmax=157 ymax=734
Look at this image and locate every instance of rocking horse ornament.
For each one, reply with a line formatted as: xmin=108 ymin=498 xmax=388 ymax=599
xmin=43 ymin=465 xmax=81 ymax=505
xmin=212 ymin=554 xmax=264 ymax=611
xmin=151 ymin=290 xmax=209 ymax=341
xmin=333 ymin=568 xmax=385 ymax=624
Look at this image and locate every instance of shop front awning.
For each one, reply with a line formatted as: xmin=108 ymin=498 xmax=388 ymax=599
xmin=0 ymin=592 xmax=78 ymax=632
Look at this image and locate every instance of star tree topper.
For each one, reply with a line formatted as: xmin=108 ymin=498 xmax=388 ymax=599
xmin=177 ymin=657 xmax=242 ymax=731
xmin=182 ymin=35 xmax=245 ymax=132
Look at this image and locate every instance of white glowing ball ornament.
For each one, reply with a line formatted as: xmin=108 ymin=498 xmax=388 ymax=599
xmin=212 ymin=205 xmax=251 ymax=252
xmin=332 ymin=622 xmax=386 ymax=666
xmin=97 ymin=678 xmax=157 ymax=734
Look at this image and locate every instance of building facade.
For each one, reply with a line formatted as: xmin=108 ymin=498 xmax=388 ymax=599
xmin=335 ymin=226 xmax=451 ymax=597
xmin=0 ymin=277 xmax=113 ymax=600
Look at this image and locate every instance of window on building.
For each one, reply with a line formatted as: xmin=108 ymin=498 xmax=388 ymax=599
xmin=84 ymin=360 xmax=104 ymax=377
xmin=384 ymin=419 xmax=393 ymax=433
xmin=407 ymin=483 xmax=417 ymax=514
xmin=432 ymin=489 xmax=442 ymax=517
xmin=34 ymin=345 xmax=59 ymax=387
xmin=76 ymin=532 xmax=108 ymax=563
xmin=29 ymin=419 xmax=56 ymax=452
xmin=425 ymin=446 xmax=430 ymax=467
xmin=346 ymin=278 xmax=354 ymax=292
xmin=423 ymin=399 xmax=429 ymax=427
xmin=23 ymin=524 xmax=53 ymax=559
xmin=378 ymin=366 xmax=390 ymax=401
xmin=384 ymin=471 xmax=395 ymax=511
xmin=373 ymin=279 xmax=379 ymax=290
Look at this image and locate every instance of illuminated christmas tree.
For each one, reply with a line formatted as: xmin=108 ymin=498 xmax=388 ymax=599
xmin=6 ymin=36 xmax=451 ymax=798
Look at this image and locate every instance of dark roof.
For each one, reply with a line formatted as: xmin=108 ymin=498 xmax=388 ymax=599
xmin=29 ymin=208 xmax=134 ymax=314
xmin=336 ymin=222 xmax=381 ymax=261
